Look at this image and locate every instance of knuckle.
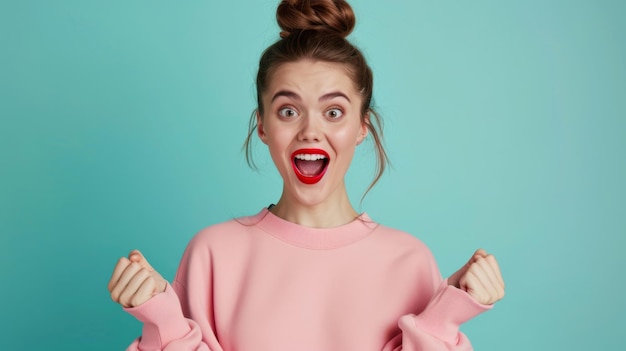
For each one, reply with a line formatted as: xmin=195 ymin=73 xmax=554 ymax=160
xmin=144 ymin=275 xmax=155 ymax=285
xmin=131 ymin=295 xmax=145 ymax=307
xmin=459 ymin=275 xmax=467 ymax=285
xmin=134 ymin=268 xmax=147 ymax=279
xmin=110 ymin=290 xmax=120 ymax=302
xmin=142 ymin=270 xmax=154 ymax=282
xmin=119 ymin=291 xmax=133 ymax=307
xmin=116 ymin=257 xmax=130 ymax=268
xmin=467 ymin=264 xmax=479 ymax=274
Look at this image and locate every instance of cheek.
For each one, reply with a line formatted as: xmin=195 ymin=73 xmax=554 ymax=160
xmin=331 ymin=130 xmax=360 ymax=166
xmin=334 ymin=123 xmax=362 ymax=149
xmin=265 ymin=129 xmax=293 ymax=162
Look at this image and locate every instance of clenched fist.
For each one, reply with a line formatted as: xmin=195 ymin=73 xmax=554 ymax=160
xmin=448 ymin=249 xmax=505 ymax=305
xmin=108 ymin=250 xmax=167 ymax=308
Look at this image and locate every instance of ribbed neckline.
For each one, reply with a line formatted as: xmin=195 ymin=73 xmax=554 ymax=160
xmin=250 ymin=207 xmax=379 ymax=250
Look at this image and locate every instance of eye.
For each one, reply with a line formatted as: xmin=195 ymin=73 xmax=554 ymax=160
xmin=325 ymin=108 xmax=344 ymax=119
xmin=278 ymin=107 xmax=299 ymax=118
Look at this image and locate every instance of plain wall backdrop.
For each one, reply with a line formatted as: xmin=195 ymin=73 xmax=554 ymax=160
xmin=1 ymin=0 xmax=624 ymax=350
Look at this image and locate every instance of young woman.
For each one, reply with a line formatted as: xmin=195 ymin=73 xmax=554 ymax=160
xmin=108 ymin=1 xmax=505 ymax=350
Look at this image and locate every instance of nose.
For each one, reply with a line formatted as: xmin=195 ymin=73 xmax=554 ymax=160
xmin=297 ymin=114 xmax=322 ymax=142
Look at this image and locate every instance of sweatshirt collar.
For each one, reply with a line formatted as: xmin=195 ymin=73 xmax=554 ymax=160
xmin=252 ymin=207 xmax=378 ymax=250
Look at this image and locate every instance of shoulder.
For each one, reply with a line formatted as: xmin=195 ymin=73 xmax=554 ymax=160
xmin=371 ymin=222 xmax=432 ymax=253
xmin=174 ymin=210 xmax=267 ymax=278
xmin=188 ymin=210 xmax=267 ymax=246
xmin=362 ymin=220 xmax=443 ymax=284
xmin=368 ymin=221 xmax=440 ymax=268
xmin=180 ymin=209 xmax=268 ymax=259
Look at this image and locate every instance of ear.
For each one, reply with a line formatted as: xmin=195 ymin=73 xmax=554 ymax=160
xmin=356 ymin=113 xmax=370 ymax=145
xmin=256 ymin=110 xmax=268 ymax=145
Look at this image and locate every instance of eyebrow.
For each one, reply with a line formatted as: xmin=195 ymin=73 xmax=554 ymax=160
xmin=271 ymin=90 xmax=300 ymax=103
xmin=270 ymin=90 xmax=351 ymax=103
xmin=320 ymin=91 xmax=351 ymax=103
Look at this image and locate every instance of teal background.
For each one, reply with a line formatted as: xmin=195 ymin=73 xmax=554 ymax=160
xmin=1 ymin=0 xmax=624 ymax=350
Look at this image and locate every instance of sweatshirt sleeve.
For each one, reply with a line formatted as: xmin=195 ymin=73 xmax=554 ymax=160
xmin=123 ymin=283 xmax=215 ymax=351
xmin=387 ymin=280 xmax=492 ymax=351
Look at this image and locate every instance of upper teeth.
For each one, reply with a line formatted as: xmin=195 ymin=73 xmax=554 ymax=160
xmin=295 ymin=154 xmax=327 ymax=161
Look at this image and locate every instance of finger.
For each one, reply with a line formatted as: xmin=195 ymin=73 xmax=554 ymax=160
xmin=459 ymin=249 xmax=483 ymax=273
xmin=485 ymin=254 xmax=505 ymax=288
xmin=128 ymin=249 xmax=142 ymax=262
xmin=449 ymin=249 xmax=483 ymax=288
xmin=460 ymin=270 xmax=490 ymax=304
xmin=131 ymin=276 xmax=158 ymax=307
xmin=463 ymin=271 xmax=495 ymax=305
xmin=466 ymin=249 xmax=487 ymax=268
xmin=473 ymin=257 xmax=504 ymax=297
xmin=128 ymin=249 xmax=155 ymax=272
xmin=474 ymin=248 xmax=488 ymax=259
xmin=109 ymin=262 xmax=142 ymax=303
xmin=466 ymin=261 xmax=503 ymax=304
xmin=118 ymin=268 xmax=151 ymax=308
xmin=108 ymin=257 xmax=131 ymax=292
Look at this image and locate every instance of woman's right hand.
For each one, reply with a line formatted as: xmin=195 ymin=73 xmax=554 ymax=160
xmin=108 ymin=250 xmax=167 ymax=308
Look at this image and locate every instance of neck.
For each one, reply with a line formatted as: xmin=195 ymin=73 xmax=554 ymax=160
xmin=270 ymin=188 xmax=359 ymax=228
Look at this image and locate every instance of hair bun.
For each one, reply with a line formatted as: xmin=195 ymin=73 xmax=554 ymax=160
xmin=277 ymin=0 xmax=356 ymax=39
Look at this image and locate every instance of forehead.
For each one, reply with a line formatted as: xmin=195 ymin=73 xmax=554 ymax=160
xmin=266 ymin=60 xmax=359 ymax=97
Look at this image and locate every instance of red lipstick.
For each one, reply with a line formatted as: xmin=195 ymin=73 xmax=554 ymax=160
xmin=291 ymin=148 xmax=330 ymax=184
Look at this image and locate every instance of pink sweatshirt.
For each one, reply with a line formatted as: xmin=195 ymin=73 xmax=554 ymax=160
xmin=125 ymin=208 xmax=491 ymax=350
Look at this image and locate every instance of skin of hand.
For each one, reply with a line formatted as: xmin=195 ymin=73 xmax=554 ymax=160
xmin=108 ymin=250 xmax=168 ymax=308
xmin=447 ymin=249 xmax=505 ymax=305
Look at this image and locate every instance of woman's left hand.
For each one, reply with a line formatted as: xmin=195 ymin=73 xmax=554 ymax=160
xmin=447 ymin=249 xmax=505 ymax=305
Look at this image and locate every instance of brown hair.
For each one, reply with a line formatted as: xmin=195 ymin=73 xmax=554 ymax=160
xmin=244 ymin=0 xmax=389 ymax=198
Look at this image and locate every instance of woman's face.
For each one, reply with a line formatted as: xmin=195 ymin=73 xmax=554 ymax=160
xmin=258 ymin=59 xmax=367 ymax=207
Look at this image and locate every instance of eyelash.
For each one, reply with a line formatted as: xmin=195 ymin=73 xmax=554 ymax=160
xmin=325 ymin=108 xmax=344 ymax=119
xmin=278 ymin=107 xmax=299 ymax=118
xmin=276 ymin=106 xmax=345 ymax=119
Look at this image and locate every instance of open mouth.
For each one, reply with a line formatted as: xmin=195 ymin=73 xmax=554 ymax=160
xmin=291 ymin=148 xmax=329 ymax=184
